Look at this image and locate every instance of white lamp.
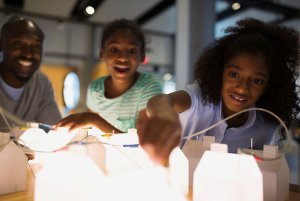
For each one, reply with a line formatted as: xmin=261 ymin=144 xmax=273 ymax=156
xmin=182 ymin=136 xmax=215 ymax=186
xmin=239 ymin=145 xmax=289 ymax=201
xmin=193 ymin=143 xmax=263 ymax=201
xmin=35 ymin=151 xmax=107 ymax=201
xmin=169 ymin=146 xmax=189 ymax=195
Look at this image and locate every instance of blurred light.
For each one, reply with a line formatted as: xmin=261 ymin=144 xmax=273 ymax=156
xmin=63 ymin=72 xmax=80 ymax=110
xmin=163 ymin=73 xmax=172 ymax=81
xmin=142 ymin=56 xmax=149 ymax=64
xmin=85 ymin=6 xmax=95 ymax=15
xmin=232 ymin=2 xmax=241 ymax=10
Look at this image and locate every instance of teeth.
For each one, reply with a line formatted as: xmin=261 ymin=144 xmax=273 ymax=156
xmin=233 ymin=96 xmax=246 ymax=101
xmin=19 ymin=60 xmax=32 ymax=67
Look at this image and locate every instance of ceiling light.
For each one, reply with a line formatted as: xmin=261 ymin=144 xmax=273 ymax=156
xmin=85 ymin=6 xmax=95 ymax=15
xmin=232 ymin=2 xmax=241 ymax=10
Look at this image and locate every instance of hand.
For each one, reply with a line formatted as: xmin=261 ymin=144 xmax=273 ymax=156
xmin=136 ymin=110 xmax=182 ymax=165
xmin=55 ymin=112 xmax=101 ymax=132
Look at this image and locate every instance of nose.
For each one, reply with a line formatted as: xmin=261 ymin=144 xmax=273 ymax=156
xmin=116 ymin=51 xmax=129 ymax=62
xmin=21 ymin=46 xmax=34 ymax=58
xmin=235 ymin=79 xmax=250 ymax=92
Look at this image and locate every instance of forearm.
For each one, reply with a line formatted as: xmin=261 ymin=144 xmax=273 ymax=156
xmin=146 ymin=94 xmax=177 ymax=119
xmin=137 ymin=94 xmax=182 ymax=164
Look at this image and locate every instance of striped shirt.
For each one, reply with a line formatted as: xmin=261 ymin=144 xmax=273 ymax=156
xmin=87 ymin=72 xmax=162 ymax=132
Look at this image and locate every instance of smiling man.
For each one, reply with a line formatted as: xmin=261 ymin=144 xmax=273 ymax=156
xmin=0 ymin=16 xmax=61 ymax=131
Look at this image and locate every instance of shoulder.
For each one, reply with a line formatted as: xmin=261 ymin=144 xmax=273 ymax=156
xmin=183 ymin=83 xmax=204 ymax=102
xmin=31 ymin=71 xmax=52 ymax=88
xmin=180 ymin=82 xmax=214 ymax=112
xmin=88 ymin=76 xmax=106 ymax=90
xmin=135 ymin=72 xmax=162 ymax=89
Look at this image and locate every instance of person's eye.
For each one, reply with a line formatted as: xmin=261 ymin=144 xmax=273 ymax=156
xmin=252 ymin=79 xmax=265 ymax=85
xmin=228 ymin=72 xmax=238 ymax=78
xmin=110 ymin=47 xmax=118 ymax=53
xmin=129 ymin=48 xmax=137 ymax=54
xmin=12 ymin=40 xmax=22 ymax=47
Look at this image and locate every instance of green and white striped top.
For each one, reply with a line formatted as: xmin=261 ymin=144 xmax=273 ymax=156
xmin=87 ymin=72 xmax=162 ymax=132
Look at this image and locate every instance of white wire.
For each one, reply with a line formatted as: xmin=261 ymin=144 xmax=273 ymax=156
xmin=182 ymin=107 xmax=290 ymax=151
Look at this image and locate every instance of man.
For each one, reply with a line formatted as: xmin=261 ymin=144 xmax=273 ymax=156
xmin=0 ymin=16 xmax=61 ymax=131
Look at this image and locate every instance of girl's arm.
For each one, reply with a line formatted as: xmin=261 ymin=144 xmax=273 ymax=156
xmin=136 ymin=90 xmax=191 ymax=164
xmin=55 ymin=111 xmax=122 ymax=133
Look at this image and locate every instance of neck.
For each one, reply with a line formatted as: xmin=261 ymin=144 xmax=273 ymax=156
xmin=225 ymin=113 xmax=248 ymax=128
xmin=0 ymin=68 xmax=26 ymax=88
xmin=105 ymin=73 xmax=139 ymax=98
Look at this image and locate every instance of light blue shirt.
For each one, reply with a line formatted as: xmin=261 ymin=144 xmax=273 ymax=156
xmin=0 ymin=75 xmax=24 ymax=101
xmin=179 ymin=83 xmax=276 ymax=153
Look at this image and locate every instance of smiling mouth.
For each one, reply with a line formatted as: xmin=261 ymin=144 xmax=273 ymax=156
xmin=231 ymin=94 xmax=247 ymax=102
xmin=18 ymin=60 xmax=33 ymax=67
xmin=114 ymin=66 xmax=130 ymax=73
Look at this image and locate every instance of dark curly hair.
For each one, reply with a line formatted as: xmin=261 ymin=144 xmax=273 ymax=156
xmin=101 ymin=18 xmax=146 ymax=58
xmin=194 ymin=18 xmax=300 ymax=129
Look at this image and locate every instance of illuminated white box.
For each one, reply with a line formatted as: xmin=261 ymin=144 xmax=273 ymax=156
xmin=193 ymin=143 xmax=263 ymax=201
xmin=0 ymin=137 xmax=27 ymax=194
xmin=68 ymin=142 xmax=106 ymax=174
xmin=35 ymin=151 xmax=107 ymax=201
xmin=105 ymin=166 xmax=187 ymax=201
xmin=240 ymin=145 xmax=289 ymax=201
xmin=169 ymin=147 xmax=189 ymax=195
xmin=181 ymin=136 xmax=215 ymax=186
xmin=35 ymin=150 xmax=188 ymax=201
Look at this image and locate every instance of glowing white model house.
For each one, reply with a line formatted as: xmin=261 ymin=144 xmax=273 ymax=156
xmin=193 ymin=143 xmax=263 ymax=201
xmin=182 ymin=136 xmax=215 ymax=186
xmin=0 ymin=134 xmax=27 ymax=195
xmin=169 ymin=147 xmax=189 ymax=195
xmin=240 ymin=145 xmax=289 ymax=201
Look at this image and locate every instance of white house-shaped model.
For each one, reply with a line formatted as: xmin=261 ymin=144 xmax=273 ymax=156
xmin=239 ymin=145 xmax=289 ymax=201
xmin=181 ymin=136 xmax=215 ymax=186
xmin=0 ymin=138 xmax=27 ymax=194
xmin=193 ymin=143 xmax=263 ymax=201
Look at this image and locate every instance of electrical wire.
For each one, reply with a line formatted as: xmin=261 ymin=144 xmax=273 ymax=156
xmin=181 ymin=107 xmax=290 ymax=154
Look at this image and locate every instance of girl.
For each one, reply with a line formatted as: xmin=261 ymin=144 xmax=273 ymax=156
xmin=56 ymin=19 xmax=162 ymax=133
xmin=137 ymin=18 xmax=300 ymax=163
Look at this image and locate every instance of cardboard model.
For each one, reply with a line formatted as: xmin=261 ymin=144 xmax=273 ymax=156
xmin=0 ymin=133 xmax=27 ymax=195
xmin=239 ymin=145 xmax=289 ymax=201
xmin=193 ymin=143 xmax=263 ymax=201
xmin=181 ymin=136 xmax=215 ymax=186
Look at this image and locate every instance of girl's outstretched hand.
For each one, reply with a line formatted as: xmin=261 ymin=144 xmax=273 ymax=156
xmin=136 ymin=109 xmax=182 ymax=165
xmin=54 ymin=112 xmax=101 ymax=132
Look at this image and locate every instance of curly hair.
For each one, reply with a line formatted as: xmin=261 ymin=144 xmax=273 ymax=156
xmin=101 ymin=18 xmax=146 ymax=57
xmin=194 ymin=18 xmax=300 ymax=128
